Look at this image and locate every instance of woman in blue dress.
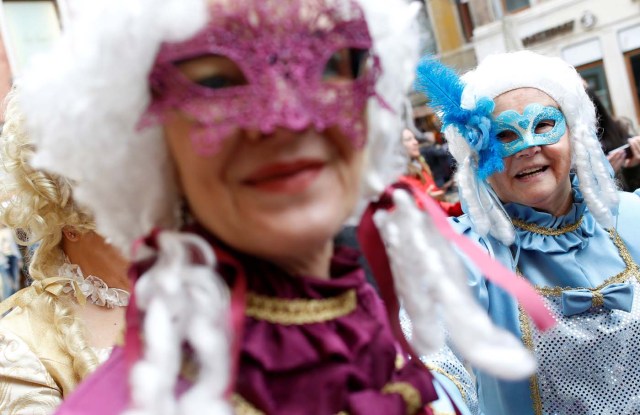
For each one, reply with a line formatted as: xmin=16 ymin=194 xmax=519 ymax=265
xmin=416 ymin=51 xmax=640 ymax=415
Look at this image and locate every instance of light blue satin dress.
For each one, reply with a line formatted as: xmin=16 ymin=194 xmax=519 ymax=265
xmin=438 ymin=181 xmax=640 ymax=415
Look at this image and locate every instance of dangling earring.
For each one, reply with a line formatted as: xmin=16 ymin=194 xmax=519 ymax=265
xmin=179 ymin=198 xmax=195 ymax=228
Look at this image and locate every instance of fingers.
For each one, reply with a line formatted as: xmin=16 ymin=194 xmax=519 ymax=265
xmin=607 ymin=150 xmax=626 ymax=173
xmin=626 ymin=136 xmax=640 ymax=168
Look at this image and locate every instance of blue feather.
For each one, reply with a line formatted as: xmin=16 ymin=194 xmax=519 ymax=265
xmin=414 ymin=56 xmax=505 ymax=178
xmin=414 ymin=56 xmax=467 ymax=128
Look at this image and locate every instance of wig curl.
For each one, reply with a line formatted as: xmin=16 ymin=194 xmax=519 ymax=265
xmin=0 ymin=89 xmax=99 ymax=383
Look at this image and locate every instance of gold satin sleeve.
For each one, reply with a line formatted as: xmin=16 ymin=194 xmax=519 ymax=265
xmin=0 ymin=327 xmax=62 ymax=415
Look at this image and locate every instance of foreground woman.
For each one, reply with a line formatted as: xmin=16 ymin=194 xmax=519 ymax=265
xmin=417 ymin=51 xmax=640 ymax=414
xmin=0 ymin=91 xmax=130 ymax=414
xmin=17 ymin=1 xmax=550 ymax=414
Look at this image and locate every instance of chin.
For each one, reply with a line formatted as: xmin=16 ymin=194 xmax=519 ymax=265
xmin=251 ymin=212 xmax=345 ymax=250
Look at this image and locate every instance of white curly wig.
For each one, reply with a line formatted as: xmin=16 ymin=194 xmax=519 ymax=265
xmin=448 ymin=50 xmax=619 ymax=245
xmin=16 ymin=1 xmax=536 ymax=413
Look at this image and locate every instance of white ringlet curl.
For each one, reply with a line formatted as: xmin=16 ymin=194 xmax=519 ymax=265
xmin=127 ymin=231 xmax=231 ymax=415
xmin=356 ymin=0 xmax=422 ymax=203
xmin=450 ymin=51 xmax=619 ymax=245
xmin=374 ymin=189 xmax=536 ymax=379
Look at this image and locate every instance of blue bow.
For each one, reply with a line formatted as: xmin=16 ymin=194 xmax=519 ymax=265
xmin=561 ymin=283 xmax=634 ymax=316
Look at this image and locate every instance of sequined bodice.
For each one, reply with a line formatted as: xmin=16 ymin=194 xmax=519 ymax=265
xmin=519 ymin=231 xmax=640 ymax=415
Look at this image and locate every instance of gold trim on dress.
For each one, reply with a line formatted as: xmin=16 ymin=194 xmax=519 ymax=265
xmin=517 ymin=305 xmax=544 ymax=415
xmin=245 ymin=289 xmax=357 ymax=325
xmin=591 ymin=291 xmax=605 ymax=308
xmin=382 ymin=381 xmax=422 ymax=415
xmin=425 ymin=363 xmax=467 ymax=401
xmin=533 ymin=230 xmax=639 ymax=297
xmin=511 ymin=216 xmax=583 ymax=236
xmin=517 ymin=230 xmax=640 ymax=415
xmin=427 ymin=407 xmax=456 ymax=415
xmin=231 ymin=394 xmax=265 ymax=415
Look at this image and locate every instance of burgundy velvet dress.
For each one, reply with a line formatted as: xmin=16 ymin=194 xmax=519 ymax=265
xmin=54 ymin=229 xmax=438 ymax=415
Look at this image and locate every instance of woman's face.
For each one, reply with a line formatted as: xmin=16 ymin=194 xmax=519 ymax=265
xmin=402 ymin=129 xmax=420 ymax=159
xmin=488 ymin=88 xmax=573 ymax=216
xmin=160 ymin=1 xmax=370 ymax=271
xmin=165 ymin=113 xmax=364 ymax=269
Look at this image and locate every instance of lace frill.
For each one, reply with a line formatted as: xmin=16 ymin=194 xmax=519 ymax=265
xmin=59 ymin=263 xmax=129 ymax=308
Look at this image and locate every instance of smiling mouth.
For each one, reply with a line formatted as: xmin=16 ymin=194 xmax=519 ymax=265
xmin=243 ymin=160 xmax=325 ymax=193
xmin=515 ymin=166 xmax=548 ymax=179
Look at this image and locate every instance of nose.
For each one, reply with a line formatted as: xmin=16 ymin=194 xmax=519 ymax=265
xmin=245 ymin=126 xmax=305 ymax=143
xmin=515 ymin=145 xmax=541 ymax=158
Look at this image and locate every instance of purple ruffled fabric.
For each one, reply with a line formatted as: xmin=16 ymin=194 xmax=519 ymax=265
xmin=216 ymin=238 xmax=436 ymax=415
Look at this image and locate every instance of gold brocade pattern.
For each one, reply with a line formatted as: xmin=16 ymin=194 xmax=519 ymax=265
xmin=517 ymin=230 xmax=640 ymax=415
xmin=511 ymin=216 xmax=583 ymax=236
xmin=245 ymin=289 xmax=357 ymax=325
xmin=425 ymin=363 xmax=467 ymax=401
xmin=382 ymin=382 xmax=422 ymax=415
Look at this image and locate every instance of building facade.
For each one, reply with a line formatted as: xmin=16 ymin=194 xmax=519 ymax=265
xmin=468 ymin=0 xmax=640 ymax=129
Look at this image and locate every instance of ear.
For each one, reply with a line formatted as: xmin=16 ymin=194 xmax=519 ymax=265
xmin=62 ymin=226 xmax=80 ymax=242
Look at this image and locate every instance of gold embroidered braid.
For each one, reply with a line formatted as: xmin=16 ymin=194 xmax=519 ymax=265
xmin=518 ymin=305 xmax=544 ymax=415
xmin=533 ymin=230 xmax=639 ymax=297
xmin=382 ymin=382 xmax=422 ymax=415
xmin=425 ymin=363 xmax=467 ymax=401
xmin=231 ymin=394 xmax=265 ymax=415
xmin=427 ymin=407 xmax=456 ymax=415
xmin=245 ymin=289 xmax=357 ymax=325
xmin=591 ymin=291 xmax=605 ymax=308
xmin=511 ymin=216 xmax=583 ymax=236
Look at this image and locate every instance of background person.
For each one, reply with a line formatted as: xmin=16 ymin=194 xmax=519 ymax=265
xmin=586 ymin=87 xmax=640 ymax=191
xmin=401 ymin=128 xmax=462 ymax=216
xmin=0 ymin=90 xmax=130 ymax=414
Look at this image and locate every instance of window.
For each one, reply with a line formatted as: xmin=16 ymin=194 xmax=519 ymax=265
xmin=577 ymin=60 xmax=613 ymax=115
xmin=456 ymin=1 xmax=475 ymax=43
xmin=414 ymin=0 xmax=438 ymax=55
xmin=625 ymin=48 xmax=640 ymax=125
xmin=501 ymin=0 xmax=530 ymax=14
xmin=1 ymin=0 xmax=62 ymax=75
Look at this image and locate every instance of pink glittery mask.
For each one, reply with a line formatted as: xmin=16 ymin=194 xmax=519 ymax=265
xmin=141 ymin=0 xmax=380 ymax=155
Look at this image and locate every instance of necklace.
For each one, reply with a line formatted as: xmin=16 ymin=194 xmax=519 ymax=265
xmin=59 ymin=262 xmax=130 ymax=308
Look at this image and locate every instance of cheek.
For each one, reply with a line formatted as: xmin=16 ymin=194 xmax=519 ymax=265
xmin=550 ymin=135 xmax=572 ymax=173
xmin=343 ymin=150 xmax=364 ymax=200
xmin=487 ymin=169 xmax=512 ymax=200
xmin=164 ymin=117 xmax=234 ymax=210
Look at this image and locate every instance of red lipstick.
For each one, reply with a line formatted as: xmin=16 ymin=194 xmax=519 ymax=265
xmin=243 ymin=159 xmax=325 ymax=193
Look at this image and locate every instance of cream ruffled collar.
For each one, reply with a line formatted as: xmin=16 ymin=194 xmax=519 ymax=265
xmin=59 ymin=261 xmax=130 ymax=308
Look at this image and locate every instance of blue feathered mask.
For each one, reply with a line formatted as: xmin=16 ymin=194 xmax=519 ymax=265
xmin=414 ymin=56 xmax=504 ymax=180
